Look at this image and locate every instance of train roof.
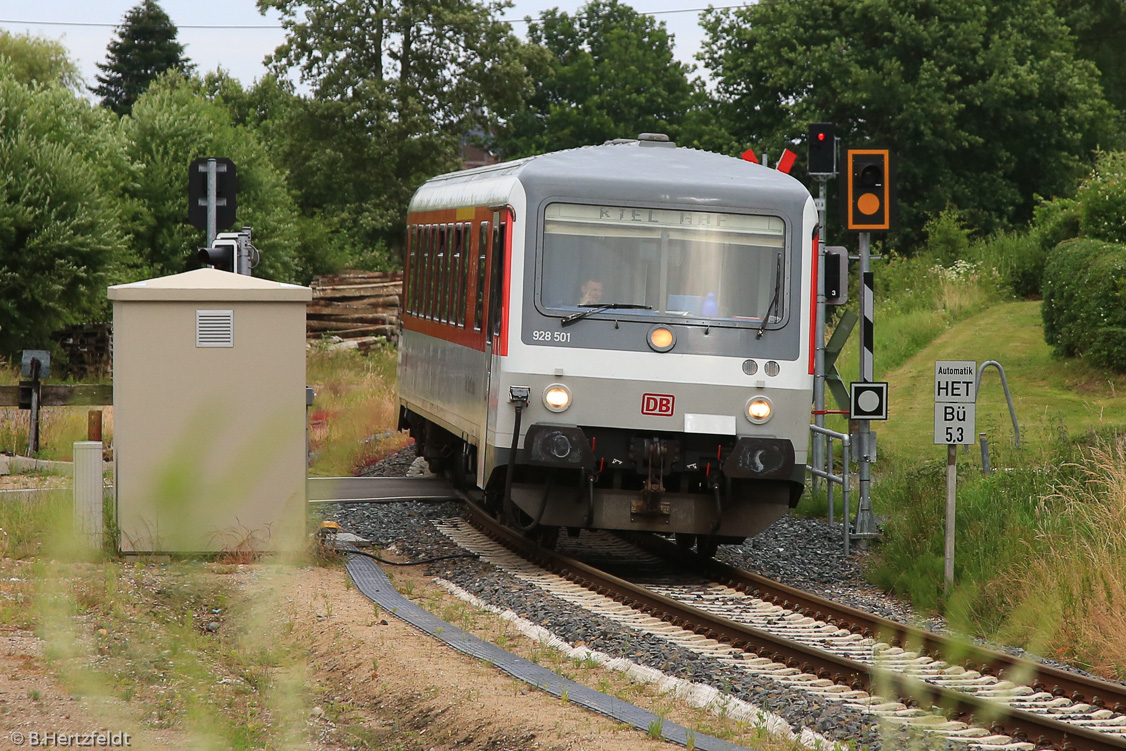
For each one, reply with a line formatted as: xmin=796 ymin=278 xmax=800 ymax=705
xmin=409 ymin=137 xmax=812 ymax=215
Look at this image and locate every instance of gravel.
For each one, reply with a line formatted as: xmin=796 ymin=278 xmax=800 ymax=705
xmin=324 ymin=444 xmax=966 ymax=750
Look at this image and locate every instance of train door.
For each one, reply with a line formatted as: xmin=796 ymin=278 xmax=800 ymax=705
xmin=478 ymin=209 xmax=508 ymax=483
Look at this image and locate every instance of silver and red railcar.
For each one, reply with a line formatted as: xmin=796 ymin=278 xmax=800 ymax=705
xmin=398 ymin=134 xmax=817 ymax=554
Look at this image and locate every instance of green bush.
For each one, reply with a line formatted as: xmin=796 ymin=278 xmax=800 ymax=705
xmin=1077 ymin=151 xmax=1126 ymax=243
xmin=921 ymin=208 xmax=971 ymax=267
xmin=1020 ymin=151 xmax=1126 ymax=300
xmin=1042 ymin=238 xmax=1126 ymax=369
xmin=972 ymin=231 xmax=1046 ymax=298
xmin=0 ymin=68 xmax=129 ymax=354
xmin=1032 ymin=197 xmax=1081 ymax=249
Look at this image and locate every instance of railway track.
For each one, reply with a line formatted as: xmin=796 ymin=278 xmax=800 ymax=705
xmin=443 ymin=500 xmax=1126 ymax=751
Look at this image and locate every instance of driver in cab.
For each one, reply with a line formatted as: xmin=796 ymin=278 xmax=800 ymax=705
xmin=579 ymin=278 xmax=603 ymax=306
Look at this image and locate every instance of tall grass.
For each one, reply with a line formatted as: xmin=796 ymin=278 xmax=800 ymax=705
xmin=0 ymin=406 xmax=115 ymax=461
xmin=868 ymin=415 xmax=1126 ymax=679
xmin=867 ymin=444 xmax=1066 ymax=617
xmin=306 ymin=343 xmax=411 ymax=476
xmin=994 ymin=436 xmax=1126 ymax=677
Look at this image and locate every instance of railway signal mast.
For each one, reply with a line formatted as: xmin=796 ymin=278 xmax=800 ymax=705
xmin=842 ymin=147 xmax=895 ymax=546
xmin=807 ymin=123 xmax=836 ymax=489
xmin=188 ymin=157 xmax=257 ymax=276
xmin=188 ymin=157 xmax=237 ymax=247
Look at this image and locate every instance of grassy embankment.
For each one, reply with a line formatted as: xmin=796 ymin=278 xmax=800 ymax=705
xmin=810 ymin=237 xmax=1126 ymax=680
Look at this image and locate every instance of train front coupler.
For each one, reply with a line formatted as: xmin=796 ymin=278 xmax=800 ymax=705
xmin=632 ymin=435 xmax=680 ymax=517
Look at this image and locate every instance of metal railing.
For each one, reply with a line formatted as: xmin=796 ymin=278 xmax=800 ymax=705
xmin=808 ymin=424 xmax=854 ymax=555
xmin=976 ymin=360 xmax=1021 ymax=448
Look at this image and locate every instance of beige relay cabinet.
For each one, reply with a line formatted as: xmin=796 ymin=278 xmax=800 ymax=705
xmin=109 ymin=269 xmax=312 ymax=554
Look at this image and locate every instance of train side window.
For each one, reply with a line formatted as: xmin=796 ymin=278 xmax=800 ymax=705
xmin=434 ymin=225 xmax=446 ymax=322
xmin=424 ymin=225 xmax=435 ymax=320
xmin=406 ymin=226 xmax=417 ymax=314
xmin=430 ymin=225 xmax=439 ymax=322
xmin=441 ymin=223 xmax=452 ymax=323
xmin=452 ymin=223 xmax=464 ymax=328
xmin=452 ymin=223 xmax=462 ymax=328
xmin=418 ymin=225 xmax=428 ymax=317
xmin=488 ymin=217 xmax=507 ymax=341
xmin=474 ymin=222 xmax=489 ymax=331
xmin=421 ymin=225 xmax=428 ymax=317
xmin=417 ymin=226 xmax=427 ymax=318
xmin=458 ymin=223 xmax=469 ymax=328
xmin=403 ymin=226 xmax=412 ymax=314
xmin=413 ymin=225 xmax=422 ymax=315
xmin=442 ymin=223 xmax=451 ymax=324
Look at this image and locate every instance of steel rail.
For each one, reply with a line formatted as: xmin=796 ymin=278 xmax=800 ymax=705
xmin=618 ymin=531 xmax=1126 ymax=714
xmin=462 ymin=502 xmax=1126 ymax=751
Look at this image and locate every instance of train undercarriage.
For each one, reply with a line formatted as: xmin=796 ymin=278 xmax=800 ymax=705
xmin=403 ymin=409 xmax=804 ymax=557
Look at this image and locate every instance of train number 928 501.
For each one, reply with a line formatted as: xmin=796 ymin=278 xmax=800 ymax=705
xmin=532 ymin=330 xmax=572 ymax=343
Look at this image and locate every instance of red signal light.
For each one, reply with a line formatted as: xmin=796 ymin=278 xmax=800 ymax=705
xmin=807 ymin=122 xmax=835 ymax=174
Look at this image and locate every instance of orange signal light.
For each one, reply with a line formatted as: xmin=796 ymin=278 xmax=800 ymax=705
xmin=843 ymin=149 xmax=894 ymax=231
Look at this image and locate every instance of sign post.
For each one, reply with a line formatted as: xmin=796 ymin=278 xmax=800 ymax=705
xmin=934 ymin=360 xmax=976 ymax=592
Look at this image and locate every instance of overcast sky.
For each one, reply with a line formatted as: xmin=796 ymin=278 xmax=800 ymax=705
xmin=0 ymin=1 xmax=721 ymax=92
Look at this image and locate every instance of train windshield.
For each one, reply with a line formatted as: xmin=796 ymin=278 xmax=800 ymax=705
xmin=540 ymin=203 xmax=786 ymax=324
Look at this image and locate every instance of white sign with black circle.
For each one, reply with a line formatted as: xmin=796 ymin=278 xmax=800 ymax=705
xmin=849 ymin=382 xmax=888 ymax=420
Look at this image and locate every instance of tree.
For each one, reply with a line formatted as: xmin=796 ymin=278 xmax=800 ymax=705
xmin=0 ymin=31 xmax=82 ymax=92
xmin=700 ymin=0 xmax=1115 ymax=249
xmin=258 ymin=0 xmax=534 ymax=263
xmin=92 ymin=0 xmax=193 ymax=116
xmin=496 ymin=0 xmax=696 ymax=157
xmin=1058 ymin=0 xmax=1126 ymax=117
xmin=0 ymin=66 xmax=129 ymax=354
xmin=119 ymin=73 xmax=302 ymax=282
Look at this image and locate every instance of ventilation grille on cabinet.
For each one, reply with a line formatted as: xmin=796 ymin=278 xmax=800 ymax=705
xmin=196 ymin=309 xmax=234 ymax=348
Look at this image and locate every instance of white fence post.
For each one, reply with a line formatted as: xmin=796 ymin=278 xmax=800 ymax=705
xmin=73 ymin=441 xmax=104 ymax=549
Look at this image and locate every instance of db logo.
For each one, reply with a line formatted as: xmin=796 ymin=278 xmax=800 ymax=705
xmin=641 ymin=393 xmax=675 ymax=416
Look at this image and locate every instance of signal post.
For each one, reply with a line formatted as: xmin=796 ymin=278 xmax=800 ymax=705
xmin=807 ymin=123 xmax=836 ymax=489
xmin=842 ymin=148 xmax=894 ymax=546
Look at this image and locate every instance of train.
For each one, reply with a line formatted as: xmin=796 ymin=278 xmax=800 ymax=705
xmin=397 ymin=133 xmax=817 ymax=556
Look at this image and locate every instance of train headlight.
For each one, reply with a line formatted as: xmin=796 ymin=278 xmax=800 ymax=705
xmin=543 ymin=383 xmax=572 ymax=412
xmin=745 ymin=396 xmax=773 ymax=424
xmin=647 ymin=326 xmax=676 ymax=352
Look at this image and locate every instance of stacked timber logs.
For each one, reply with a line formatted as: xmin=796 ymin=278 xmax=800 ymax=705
xmin=307 ymin=270 xmax=403 ymax=349
xmin=55 ymin=322 xmax=113 ymax=378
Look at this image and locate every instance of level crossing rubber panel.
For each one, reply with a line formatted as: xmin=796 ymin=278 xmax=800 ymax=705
xmin=307 ymin=476 xmax=458 ymax=504
xmin=345 ymin=553 xmax=759 ymax=751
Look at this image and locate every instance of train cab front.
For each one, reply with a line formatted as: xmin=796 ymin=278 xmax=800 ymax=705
xmin=492 ymin=147 xmax=816 ymax=551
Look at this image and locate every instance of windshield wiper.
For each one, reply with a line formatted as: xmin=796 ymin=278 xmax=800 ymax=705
xmin=561 ymin=303 xmax=652 ymax=327
xmin=756 ymin=253 xmax=783 ymax=339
